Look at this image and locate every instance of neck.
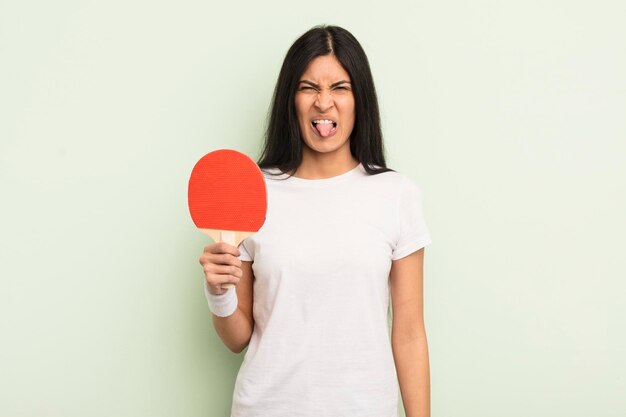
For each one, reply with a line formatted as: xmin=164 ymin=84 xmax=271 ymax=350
xmin=292 ymin=149 xmax=359 ymax=180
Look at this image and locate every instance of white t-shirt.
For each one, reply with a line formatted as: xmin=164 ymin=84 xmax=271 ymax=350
xmin=206 ymin=162 xmax=432 ymax=417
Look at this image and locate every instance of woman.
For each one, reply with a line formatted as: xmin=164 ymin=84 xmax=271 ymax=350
xmin=200 ymin=24 xmax=432 ymax=417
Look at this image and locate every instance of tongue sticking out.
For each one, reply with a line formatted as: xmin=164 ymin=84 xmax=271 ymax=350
xmin=314 ymin=122 xmax=335 ymax=137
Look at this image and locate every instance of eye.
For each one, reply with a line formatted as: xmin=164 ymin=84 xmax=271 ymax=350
xmin=299 ymin=86 xmax=315 ymax=91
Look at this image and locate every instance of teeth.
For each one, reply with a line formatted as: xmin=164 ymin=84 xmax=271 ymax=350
xmin=312 ymin=119 xmax=334 ymax=124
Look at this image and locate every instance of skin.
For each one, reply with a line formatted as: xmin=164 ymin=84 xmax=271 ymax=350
xmin=390 ymin=248 xmax=431 ymax=417
xmin=206 ymin=52 xmax=430 ymax=417
xmin=291 ymin=53 xmax=359 ymax=179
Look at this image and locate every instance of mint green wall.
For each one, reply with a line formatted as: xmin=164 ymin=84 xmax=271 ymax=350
xmin=1 ymin=1 xmax=624 ymax=416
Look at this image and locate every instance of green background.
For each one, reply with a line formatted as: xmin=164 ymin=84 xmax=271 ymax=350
xmin=1 ymin=0 xmax=625 ymax=416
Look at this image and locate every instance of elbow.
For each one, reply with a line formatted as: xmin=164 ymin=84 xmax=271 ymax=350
xmin=391 ymin=326 xmax=428 ymax=347
xmin=229 ymin=340 xmax=250 ymax=354
xmin=229 ymin=333 xmax=252 ymax=354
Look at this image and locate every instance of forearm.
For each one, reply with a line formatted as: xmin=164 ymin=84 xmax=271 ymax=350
xmin=392 ymin=332 xmax=431 ymax=417
xmin=212 ymin=307 xmax=253 ymax=353
xmin=204 ymin=280 xmax=253 ymax=353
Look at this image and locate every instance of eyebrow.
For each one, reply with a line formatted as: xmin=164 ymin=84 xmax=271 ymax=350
xmin=298 ymin=80 xmax=351 ymax=88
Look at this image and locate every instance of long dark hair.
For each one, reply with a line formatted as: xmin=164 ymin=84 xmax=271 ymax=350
xmin=257 ymin=24 xmax=394 ymax=177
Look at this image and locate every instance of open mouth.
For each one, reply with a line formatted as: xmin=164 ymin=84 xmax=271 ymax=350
xmin=311 ymin=119 xmax=337 ymax=137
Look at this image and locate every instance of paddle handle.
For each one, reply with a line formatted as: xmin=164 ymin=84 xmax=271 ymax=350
xmin=200 ymin=228 xmax=254 ymax=290
xmin=220 ymin=231 xmax=236 ymax=290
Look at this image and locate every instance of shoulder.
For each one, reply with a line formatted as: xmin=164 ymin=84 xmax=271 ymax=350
xmin=363 ymin=164 xmax=421 ymax=193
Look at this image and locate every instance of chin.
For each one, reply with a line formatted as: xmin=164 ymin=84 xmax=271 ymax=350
xmin=307 ymin=142 xmax=349 ymax=155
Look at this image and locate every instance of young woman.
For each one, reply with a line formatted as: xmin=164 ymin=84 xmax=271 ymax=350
xmin=200 ymin=24 xmax=432 ymax=417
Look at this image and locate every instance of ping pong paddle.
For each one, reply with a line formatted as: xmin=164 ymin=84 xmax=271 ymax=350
xmin=188 ymin=149 xmax=267 ymax=289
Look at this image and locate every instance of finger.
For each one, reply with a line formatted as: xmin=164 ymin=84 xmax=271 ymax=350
xmin=204 ymin=263 xmax=242 ymax=278
xmin=202 ymin=252 xmax=242 ymax=267
xmin=205 ymin=242 xmax=241 ymax=257
xmin=206 ymin=274 xmax=241 ymax=289
xmin=200 ymin=252 xmax=241 ymax=268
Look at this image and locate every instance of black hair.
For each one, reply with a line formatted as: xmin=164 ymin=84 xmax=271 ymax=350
xmin=257 ymin=24 xmax=394 ymax=177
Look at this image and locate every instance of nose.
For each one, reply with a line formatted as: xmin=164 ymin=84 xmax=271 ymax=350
xmin=314 ymin=89 xmax=334 ymax=112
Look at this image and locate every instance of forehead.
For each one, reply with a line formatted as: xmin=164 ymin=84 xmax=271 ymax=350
xmin=300 ymin=54 xmax=350 ymax=81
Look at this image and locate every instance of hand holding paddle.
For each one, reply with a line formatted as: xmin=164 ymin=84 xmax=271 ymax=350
xmin=199 ymin=242 xmax=243 ymax=295
xmin=188 ymin=149 xmax=267 ymax=291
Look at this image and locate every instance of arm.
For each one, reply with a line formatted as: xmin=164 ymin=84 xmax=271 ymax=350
xmin=390 ymin=247 xmax=430 ymax=417
xmin=211 ymin=260 xmax=255 ymax=353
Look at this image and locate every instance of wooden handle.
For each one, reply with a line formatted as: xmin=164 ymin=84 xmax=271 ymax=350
xmin=219 ymin=231 xmax=236 ymax=290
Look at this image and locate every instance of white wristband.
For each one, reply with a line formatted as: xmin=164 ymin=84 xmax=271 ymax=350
xmin=203 ymin=280 xmax=238 ymax=317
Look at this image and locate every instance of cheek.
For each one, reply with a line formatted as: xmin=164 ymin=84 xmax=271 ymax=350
xmin=339 ymin=98 xmax=355 ymax=120
xmin=297 ymin=115 xmax=311 ymax=136
xmin=341 ymin=105 xmax=356 ymax=126
xmin=294 ymin=96 xmax=306 ymax=115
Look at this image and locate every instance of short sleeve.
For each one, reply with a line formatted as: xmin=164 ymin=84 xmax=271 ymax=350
xmin=391 ymin=180 xmax=432 ymax=260
xmin=238 ymin=239 xmax=253 ymax=261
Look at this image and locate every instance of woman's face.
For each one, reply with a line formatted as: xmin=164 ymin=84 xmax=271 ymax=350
xmin=295 ymin=54 xmax=355 ymax=158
